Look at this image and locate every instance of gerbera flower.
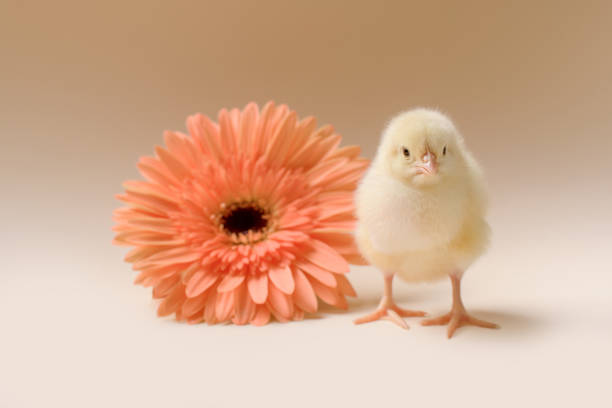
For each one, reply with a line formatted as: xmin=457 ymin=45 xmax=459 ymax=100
xmin=113 ymin=102 xmax=369 ymax=325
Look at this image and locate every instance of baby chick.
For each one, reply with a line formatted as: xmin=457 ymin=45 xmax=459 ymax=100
xmin=354 ymin=108 xmax=499 ymax=338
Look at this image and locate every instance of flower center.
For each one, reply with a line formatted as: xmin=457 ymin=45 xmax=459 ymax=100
xmin=219 ymin=202 xmax=269 ymax=235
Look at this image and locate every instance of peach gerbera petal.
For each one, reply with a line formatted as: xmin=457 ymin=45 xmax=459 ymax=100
xmin=113 ymin=102 xmax=369 ymax=325
xmin=157 ymin=284 xmax=186 ymax=317
xmin=133 ymin=264 xmax=179 ymax=285
xmin=215 ymin=290 xmax=234 ymax=321
xmin=185 ymin=271 xmax=218 ymax=298
xmin=186 ymin=315 xmax=204 ymax=325
xmin=182 ymin=293 xmax=208 ymax=317
xmin=155 ymin=146 xmax=190 ymax=182
xmin=204 ymin=290 xmax=217 ymax=325
xmin=309 ymin=230 xmax=368 ymax=265
xmin=268 ymin=265 xmax=295 ymax=295
xmin=308 ymin=277 xmax=348 ymax=310
xmin=335 ymin=274 xmax=357 ymax=298
xmin=233 ymin=283 xmax=256 ymax=325
xmin=124 ymin=246 xmax=164 ymax=263
xmin=303 ymin=239 xmax=350 ymax=275
xmin=152 ymin=274 xmax=180 ymax=299
xmin=142 ymin=246 xmax=202 ymax=265
xmin=295 ymin=260 xmax=337 ymax=288
xmin=217 ymin=274 xmax=245 ymax=293
xmin=309 ymin=230 xmax=359 ymax=254
xmin=251 ymin=305 xmax=271 ymax=326
xmin=267 ymin=304 xmax=290 ymax=323
xmin=292 ymin=268 xmax=318 ymax=313
xmin=293 ymin=309 xmax=305 ymax=321
xmin=247 ymin=274 xmax=268 ymax=304
xmin=137 ymin=157 xmax=180 ymax=187
xmin=268 ymin=284 xmax=293 ymax=319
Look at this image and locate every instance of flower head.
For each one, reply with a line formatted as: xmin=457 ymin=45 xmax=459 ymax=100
xmin=113 ymin=102 xmax=369 ymax=325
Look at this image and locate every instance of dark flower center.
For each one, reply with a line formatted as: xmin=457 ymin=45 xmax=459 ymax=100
xmin=221 ymin=204 xmax=268 ymax=234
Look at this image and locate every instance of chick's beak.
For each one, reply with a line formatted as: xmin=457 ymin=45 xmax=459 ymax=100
xmin=415 ymin=151 xmax=438 ymax=175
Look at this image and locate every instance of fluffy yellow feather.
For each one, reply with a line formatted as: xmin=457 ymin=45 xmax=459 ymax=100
xmin=354 ymin=108 xmax=499 ymax=337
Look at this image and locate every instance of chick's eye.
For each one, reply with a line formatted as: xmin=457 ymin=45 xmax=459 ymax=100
xmin=443 ymin=146 xmax=447 ymax=155
xmin=402 ymin=147 xmax=410 ymax=158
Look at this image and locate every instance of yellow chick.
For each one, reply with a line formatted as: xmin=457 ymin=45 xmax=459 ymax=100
xmin=354 ymin=108 xmax=499 ymax=338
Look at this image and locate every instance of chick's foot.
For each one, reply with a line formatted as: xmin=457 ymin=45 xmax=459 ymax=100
xmin=421 ymin=306 xmax=499 ymax=338
xmin=421 ymin=274 xmax=499 ymax=338
xmin=354 ymin=301 xmax=427 ymax=329
xmin=353 ymin=273 xmax=426 ymax=329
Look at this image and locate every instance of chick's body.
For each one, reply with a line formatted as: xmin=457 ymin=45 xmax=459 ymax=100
xmin=353 ymin=108 xmax=498 ymax=337
xmin=355 ymin=150 xmax=489 ymax=282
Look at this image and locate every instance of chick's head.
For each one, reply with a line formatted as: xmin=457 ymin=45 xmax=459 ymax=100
xmin=376 ymin=108 xmax=466 ymax=188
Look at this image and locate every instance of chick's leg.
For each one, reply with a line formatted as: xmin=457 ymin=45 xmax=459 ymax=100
xmin=421 ymin=273 xmax=499 ymax=338
xmin=354 ymin=273 xmax=427 ymax=329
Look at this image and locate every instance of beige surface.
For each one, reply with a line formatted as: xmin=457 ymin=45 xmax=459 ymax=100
xmin=1 ymin=1 xmax=611 ymax=407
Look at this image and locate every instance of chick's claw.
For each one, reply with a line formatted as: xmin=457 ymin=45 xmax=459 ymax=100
xmin=390 ymin=304 xmax=428 ymax=318
xmin=421 ymin=308 xmax=500 ymax=338
xmin=354 ymin=307 xmax=408 ymax=329
xmin=354 ymin=303 xmax=427 ymax=329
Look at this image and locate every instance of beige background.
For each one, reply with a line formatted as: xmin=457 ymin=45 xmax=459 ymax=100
xmin=1 ymin=1 xmax=611 ymax=407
